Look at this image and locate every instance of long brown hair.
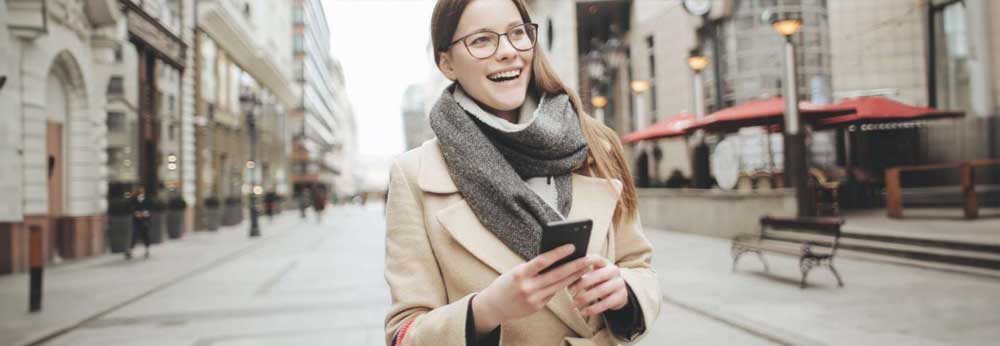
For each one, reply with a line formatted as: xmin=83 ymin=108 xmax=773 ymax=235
xmin=430 ymin=0 xmax=638 ymax=227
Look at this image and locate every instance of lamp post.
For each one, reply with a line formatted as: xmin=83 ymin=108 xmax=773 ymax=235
xmin=688 ymin=51 xmax=711 ymax=188
xmin=630 ymin=79 xmax=653 ymax=185
xmin=770 ymin=13 xmax=813 ymax=217
xmin=591 ymin=95 xmax=608 ymax=123
xmin=240 ymin=92 xmax=262 ymax=237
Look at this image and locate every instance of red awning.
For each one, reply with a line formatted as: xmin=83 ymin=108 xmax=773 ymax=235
xmin=814 ymin=96 xmax=964 ymax=130
xmin=689 ymin=97 xmax=855 ymax=132
xmin=622 ymin=113 xmax=696 ymax=144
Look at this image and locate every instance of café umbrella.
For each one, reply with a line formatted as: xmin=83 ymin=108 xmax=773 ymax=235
xmin=622 ymin=113 xmax=696 ymax=144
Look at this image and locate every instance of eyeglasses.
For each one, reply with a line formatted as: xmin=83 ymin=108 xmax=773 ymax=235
xmin=448 ymin=23 xmax=538 ymax=60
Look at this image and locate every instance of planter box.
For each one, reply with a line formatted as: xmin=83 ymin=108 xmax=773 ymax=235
xmin=637 ymin=188 xmax=797 ymax=239
xmin=222 ymin=204 xmax=243 ymax=226
xmin=166 ymin=209 xmax=184 ymax=239
xmin=203 ymin=206 xmax=221 ymax=231
xmin=107 ymin=215 xmax=133 ymax=253
xmin=148 ymin=212 xmax=164 ymax=244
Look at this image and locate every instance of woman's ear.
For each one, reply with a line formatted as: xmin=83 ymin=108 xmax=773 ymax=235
xmin=437 ymin=52 xmax=457 ymax=81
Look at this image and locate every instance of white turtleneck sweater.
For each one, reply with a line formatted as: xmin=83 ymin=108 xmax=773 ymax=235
xmin=453 ymin=87 xmax=564 ymax=219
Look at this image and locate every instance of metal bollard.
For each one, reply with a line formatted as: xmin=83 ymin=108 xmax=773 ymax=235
xmin=29 ymin=225 xmax=43 ymax=312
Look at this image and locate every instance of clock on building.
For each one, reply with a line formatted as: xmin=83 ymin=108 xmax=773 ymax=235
xmin=683 ymin=0 xmax=712 ymax=16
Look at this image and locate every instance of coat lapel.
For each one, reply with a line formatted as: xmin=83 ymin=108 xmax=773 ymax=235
xmin=421 ymin=139 xmax=623 ymax=338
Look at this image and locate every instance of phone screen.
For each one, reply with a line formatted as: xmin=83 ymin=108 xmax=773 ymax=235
xmin=539 ymin=219 xmax=592 ymax=273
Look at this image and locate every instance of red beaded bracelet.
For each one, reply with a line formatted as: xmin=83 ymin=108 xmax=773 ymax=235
xmin=394 ymin=318 xmax=416 ymax=346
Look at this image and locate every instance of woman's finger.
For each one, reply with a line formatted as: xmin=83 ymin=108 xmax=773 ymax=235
xmin=579 ymin=287 xmax=628 ymax=317
xmin=524 ymin=244 xmax=575 ymax=277
xmin=534 ymin=256 xmax=590 ymax=287
xmin=568 ymin=265 xmax=618 ymax=296
xmin=573 ymin=275 xmax=624 ymax=308
xmin=534 ymin=266 xmax=589 ymax=300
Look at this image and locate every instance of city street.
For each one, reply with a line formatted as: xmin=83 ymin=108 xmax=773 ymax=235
xmin=1 ymin=205 xmax=776 ymax=346
xmin=3 ymin=205 xmax=1000 ymax=345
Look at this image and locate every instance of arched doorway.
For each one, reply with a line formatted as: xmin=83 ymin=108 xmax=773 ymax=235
xmin=37 ymin=51 xmax=90 ymax=260
xmin=45 ymin=62 xmax=69 ymax=260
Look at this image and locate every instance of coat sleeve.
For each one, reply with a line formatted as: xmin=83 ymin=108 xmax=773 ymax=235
xmin=610 ymin=214 xmax=662 ymax=344
xmin=384 ymin=160 xmax=475 ymax=346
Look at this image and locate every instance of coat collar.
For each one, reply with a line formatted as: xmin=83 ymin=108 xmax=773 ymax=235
xmin=417 ymin=139 xmax=458 ymax=194
xmin=419 ymin=139 xmax=623 ymax=337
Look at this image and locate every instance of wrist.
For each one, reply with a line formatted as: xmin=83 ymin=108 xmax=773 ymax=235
xmin=471 ymin=293 xmax=501 ymax=334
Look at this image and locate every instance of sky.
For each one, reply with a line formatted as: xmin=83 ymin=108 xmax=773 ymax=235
xmin=324 ymin=0 xmax=437 ymax=161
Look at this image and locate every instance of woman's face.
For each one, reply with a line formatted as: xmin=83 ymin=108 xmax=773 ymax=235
xmin=440 ymin=0 xmax=534 ymax=117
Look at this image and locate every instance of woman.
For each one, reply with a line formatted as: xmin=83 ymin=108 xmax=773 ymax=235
xmin=384 ymin=1 xmax=660 ymax=345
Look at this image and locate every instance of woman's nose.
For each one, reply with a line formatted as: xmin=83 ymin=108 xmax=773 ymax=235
xmin=494 ymin=36 xmax=517 ymax=61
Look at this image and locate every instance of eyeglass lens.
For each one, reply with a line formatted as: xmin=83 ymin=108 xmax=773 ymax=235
xmin=464 ymin=24 xmax=537 ymax=59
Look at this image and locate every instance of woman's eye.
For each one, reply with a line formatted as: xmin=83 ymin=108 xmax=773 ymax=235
xmin=469 ymin=35 xmax=494 ymax=47
xmin=510 ymin=28 xmax=526 ymax=38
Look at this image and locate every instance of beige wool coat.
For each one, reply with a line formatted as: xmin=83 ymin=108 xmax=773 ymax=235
xmin=384 ymin=139 xmax=661 ymax=346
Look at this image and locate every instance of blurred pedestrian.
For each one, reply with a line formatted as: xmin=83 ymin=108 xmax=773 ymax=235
xmin=312 ymin=186 xmax=326 ymax=222
xmin=264 ymin=190 xmax=276 ymax=220
xmin=126 ymin=186 xmax=152 ymax=260
xmin=298 ymin=189 xmax=309 ymax=219
xmin=384 ymin=1 xmax=660 ymax=345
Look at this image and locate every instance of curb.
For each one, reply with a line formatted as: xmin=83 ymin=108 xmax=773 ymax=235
xmin=14 ymin=212 xmax=303 ymax=346
xmin=663 ymin=294 xmax=828 ymax=346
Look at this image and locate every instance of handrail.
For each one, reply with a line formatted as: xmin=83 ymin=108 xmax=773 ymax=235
xmin=885 ymin=159 xmax=1000 ymax=219
xmin=893 ymin=159 xmax=1000 ymax=173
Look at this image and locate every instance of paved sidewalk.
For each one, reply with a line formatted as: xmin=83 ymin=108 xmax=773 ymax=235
xmin=645 ymin=228 xmax=1000 ymax=346
xmin=0 ymin=211 xmax=303 ymax=346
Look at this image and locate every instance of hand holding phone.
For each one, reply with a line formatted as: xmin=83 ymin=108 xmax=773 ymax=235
xmin=539 ymin=219 xmax=592 ymax=273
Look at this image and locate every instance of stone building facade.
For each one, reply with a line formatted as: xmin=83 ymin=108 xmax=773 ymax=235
xmin=0 ymin=0 xmax=121 ymax=273
xmin=193 ymin=0 xmax=296 ymax=228
xmin=829 ymin=0 xmax=999 ymax=179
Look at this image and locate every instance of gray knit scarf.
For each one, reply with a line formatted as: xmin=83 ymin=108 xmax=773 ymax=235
xmin=429 ymin=84 xmax=589 ymax=260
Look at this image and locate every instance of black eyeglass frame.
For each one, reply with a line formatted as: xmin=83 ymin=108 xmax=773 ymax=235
xmin=447 ymin=23 xmax=539 ymax=60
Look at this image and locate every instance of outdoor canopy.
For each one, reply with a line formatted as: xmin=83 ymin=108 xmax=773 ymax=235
xmin=688 ymin=97 xmax=855 ymax=133
xmin=814 ymin=96 xmax=964 ymax=130
xmin=621 ymin=113 xmax=696 ymax=144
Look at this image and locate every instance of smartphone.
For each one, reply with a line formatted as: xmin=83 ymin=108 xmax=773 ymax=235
xmin=539 ymin=219 xmax=592 ymax=274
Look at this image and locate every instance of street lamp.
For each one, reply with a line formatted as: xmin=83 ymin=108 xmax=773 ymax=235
xmin=630 ymin=79 xmax=654 ymax=185
xmin=591 ymin=95 xmax=608 ymax=123
xmin=240 ymin=91 xmax=262 ymax=237
xmin=769 ymin=12 xmax=812 ymax=216
xmin=688 ymin=50 xmax=711 ymax=188
xmin=630 ymin=79 xmax=652 ymax=131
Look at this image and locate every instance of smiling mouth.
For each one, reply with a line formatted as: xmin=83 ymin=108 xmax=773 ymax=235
xmin=487 ymin=68 xmax=522 ymax=83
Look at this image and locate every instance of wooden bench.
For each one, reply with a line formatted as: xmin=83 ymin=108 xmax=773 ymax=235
xmin=731 ymin=216 xmax=845 ymax=289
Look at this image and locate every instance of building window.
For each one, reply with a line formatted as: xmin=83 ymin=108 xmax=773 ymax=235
xmin=107 ymin=112 xmax=126 ymax=132
xmin=930 ymin=1 xmax=971 ymax=112
xmin=294 ymin=36 xmax=305 ymax=52
xmin=546 ymin=18 xmax=554 ymax=51
xmin=645 ymin=35 xmax=657 ymax=113
xmin=107 ymin=76 xmax=124 ymax=97
xmin=294 ymin=7 xmax=304 ymax=23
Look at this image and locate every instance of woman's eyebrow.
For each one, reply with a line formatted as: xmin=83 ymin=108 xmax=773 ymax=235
xmin=464 ymin=20 xmax=524 ymax=35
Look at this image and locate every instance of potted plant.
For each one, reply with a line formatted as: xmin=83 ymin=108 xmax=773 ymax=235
xmin=106 ymin=197 xmax=133 ymax=253
xmin=223 ymin=196 xmax=242 ymax=226
xmin=204 ymin=196 xmax=221 ymax=231
xmin=148 ymin=197 xmax=166 ymax=244
xmin=166 ymin=196 xmax=186 ymax=239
